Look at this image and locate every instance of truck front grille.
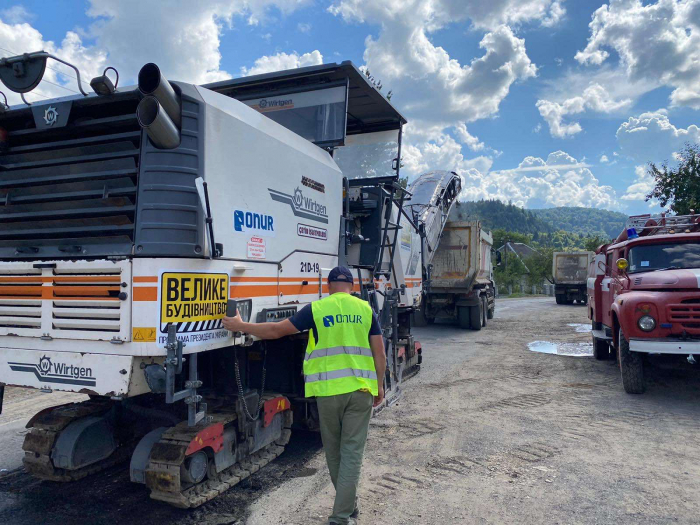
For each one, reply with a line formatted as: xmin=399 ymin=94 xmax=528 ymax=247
xmin=0 ymin=95 xmax=141 ymax=259
xmin=0 ymin=260 xmax=130 ymax=341
xmin=668 ymin=301 xmax=700 ymax=332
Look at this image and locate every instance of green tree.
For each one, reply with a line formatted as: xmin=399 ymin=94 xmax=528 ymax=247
xmin=646 ymin=143 xmax=700 ymax=214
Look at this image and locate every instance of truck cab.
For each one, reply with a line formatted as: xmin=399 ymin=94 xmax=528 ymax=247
xmin=589 ymin=213 xmax=700 ymax=393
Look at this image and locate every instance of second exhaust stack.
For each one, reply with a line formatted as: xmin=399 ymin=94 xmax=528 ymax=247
xmin=136 ymin=63 xmax=181 ymax=149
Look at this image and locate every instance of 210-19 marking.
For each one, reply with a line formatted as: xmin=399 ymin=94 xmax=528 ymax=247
xmin=300 ymin=262 xmax=320 ymax=273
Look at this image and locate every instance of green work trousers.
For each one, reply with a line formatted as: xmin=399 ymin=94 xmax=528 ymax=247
xmin=316 ymin=389 xmax=374 ymax=525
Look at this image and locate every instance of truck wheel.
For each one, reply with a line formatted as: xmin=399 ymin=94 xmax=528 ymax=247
xmin=487 ymin=300 xmax=494 ymax=320
xmin=592 ymin=321 xmax=610 ymax=360
xmin=481 ymin=296 xmax=488 ymax=327
xmin=555 ymin=294 xmax=565 ymax=305
xmin=458 ymin=307 xmax=471 ymax=329
xmin=618 ymin=328 xmax=645 ymax=394
xmin=469 ymin=303 xmax=482 ymax=331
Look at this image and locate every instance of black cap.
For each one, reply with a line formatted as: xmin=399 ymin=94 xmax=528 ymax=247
xmin=328 ymin=266 xmax=354 ymax=285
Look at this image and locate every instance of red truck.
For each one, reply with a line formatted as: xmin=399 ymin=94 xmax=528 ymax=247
xmin=588 ymin=213 xmax=700 ymax=393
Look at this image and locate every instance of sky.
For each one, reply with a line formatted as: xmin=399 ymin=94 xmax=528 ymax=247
xmin=2 ymin=0 xmax=700 ymax=214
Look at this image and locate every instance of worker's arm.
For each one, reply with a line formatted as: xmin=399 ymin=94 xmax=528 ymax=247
xmin=222 ymin=313 xmax=299 ymax=340
xmin=369 ymin=334 xmax=386 ymax=407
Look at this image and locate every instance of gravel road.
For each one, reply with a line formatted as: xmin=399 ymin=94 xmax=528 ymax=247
xmin=1 ymin=297 xmax=699 ymax=524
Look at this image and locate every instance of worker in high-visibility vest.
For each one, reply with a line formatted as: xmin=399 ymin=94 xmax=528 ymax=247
xmin=223 ymin=266 xmax=386 ymax=525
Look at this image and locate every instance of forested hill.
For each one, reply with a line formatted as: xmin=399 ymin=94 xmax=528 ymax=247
xmin=530 ymin=207 xmax=627 ymax=238
xmin=455 ymin=200 xmax=626 ymax=238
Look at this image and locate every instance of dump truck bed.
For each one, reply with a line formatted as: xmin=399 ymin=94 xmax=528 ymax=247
xmin=552 ymin=252 xmax=593 ymax=284
xmin=430 ymin=221 xmax=493 ymax=290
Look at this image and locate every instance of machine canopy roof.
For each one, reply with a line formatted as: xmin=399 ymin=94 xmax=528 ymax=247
xmin=204 ymin=61 xmax=406 ymax=137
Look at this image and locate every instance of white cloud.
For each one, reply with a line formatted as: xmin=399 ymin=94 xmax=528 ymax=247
xmin=536 ymin=82 xmax=632 ymax=138
xmin=616 ymin=111 xmax=700 ymax=164
xmin=297 ymin=22 xmax=311 ymax=33
xmin=575 ymin=0 xmax=700 ymax=109
xmin=600 ymin=154 xmax=609 ymax=163
xmin=329 ymin=0 xmax=564 ymax=31
xmin=541 ymin=1 xmax=566 ymax=27
xmin=454 ymin=123 xmax=484 ymax=152
xmin=458 ymin=150 xmax=617 ymax=209
xmin=240 ymin=50 xmax=323 ymax=76
xmin=0 ymin=1 xmax=312 ymax=105
xmin=1 ymin=5 xmax=32 ymax=24
xmin=622 ymin=165 xmax=655 ymax=202
xmin=329 ymin=1 xmax=557 ymax=181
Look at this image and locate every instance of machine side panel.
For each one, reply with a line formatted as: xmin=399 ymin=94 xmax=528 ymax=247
xmin=134 ymin=84 xmax=206 ymax=257
xmin=196 ymin=87 xmax=342 ymax=263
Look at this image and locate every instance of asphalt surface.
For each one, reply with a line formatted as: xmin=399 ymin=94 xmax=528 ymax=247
xmin=1 ymin=297 xmax=699 ymax=524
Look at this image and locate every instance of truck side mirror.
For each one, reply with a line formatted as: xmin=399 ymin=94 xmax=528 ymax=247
xmin=495 ymin=251 xmax=502 ymax=266
xmin=594 ymin=253 xmax=606 ymax=276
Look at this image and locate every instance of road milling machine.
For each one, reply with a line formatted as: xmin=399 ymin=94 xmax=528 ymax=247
xmin=0 ymin=52 xmax=424 ymax=507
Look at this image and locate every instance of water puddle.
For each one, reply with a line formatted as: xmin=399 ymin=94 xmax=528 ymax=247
xmin=567 ymin=323 xmax=592 ymax=333
xmin=528 ymin=341 xmax=593 ymax=357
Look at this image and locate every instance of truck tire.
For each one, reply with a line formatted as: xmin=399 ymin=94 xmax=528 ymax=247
xmin=481 ymin=296 xmax=488 ymax=327
xmin=555 ymin=294 xmax=565 ymax=305
xmin=618 ymin=328 xmax=645 ymax=394
xmin=592 ymin=321 xmax=610 ymax=360
xmin=469 ymin=302 xmax=482 ymax=331
xmin=487 ymin=300 xmax=494 ymax=320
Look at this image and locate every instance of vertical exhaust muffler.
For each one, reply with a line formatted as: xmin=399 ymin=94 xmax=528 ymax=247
xmin=136 ymin=63 xmax=181 ymax=149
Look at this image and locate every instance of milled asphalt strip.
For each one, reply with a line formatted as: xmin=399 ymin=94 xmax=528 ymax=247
xmin=0 ymin=391 xmax=87 ymax=427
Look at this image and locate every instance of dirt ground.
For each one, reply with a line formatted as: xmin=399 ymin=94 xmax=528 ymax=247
xmin=1 ymin=297 xmax=699 ymax=524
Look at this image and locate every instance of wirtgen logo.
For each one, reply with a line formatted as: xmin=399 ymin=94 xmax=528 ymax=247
xmin=258 ymin=98 xmax=293 ymax=110
xmin=9 ymin=355 xmax=96 ymax=386
xmin=269 ymin=187 xmax=328 ymax=224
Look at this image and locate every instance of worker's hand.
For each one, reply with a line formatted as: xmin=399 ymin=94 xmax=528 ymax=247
xmin=373 ymin=385 xmax=385 ymax=407
xmin=222 ymin=312 xmax=244 ymax=332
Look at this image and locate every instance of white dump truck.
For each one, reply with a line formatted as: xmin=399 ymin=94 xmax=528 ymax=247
xmin=0 ymin=53 xmax=423 ymax=507
xmin=553 ymin=251 xmax=593 ymax=305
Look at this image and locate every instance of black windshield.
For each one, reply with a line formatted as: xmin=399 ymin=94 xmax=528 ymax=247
xmin=628 ymin=242 xmax=700 ymax=273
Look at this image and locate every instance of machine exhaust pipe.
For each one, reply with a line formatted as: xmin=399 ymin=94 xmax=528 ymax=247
xmin=138 ymin=63 xmax=181 ymax=128
xmin=136 ymin=96 xmax=180 ymax=149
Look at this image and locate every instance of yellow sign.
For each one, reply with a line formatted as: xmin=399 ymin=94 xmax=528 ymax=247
xmin=161 ymin=273 xmax=228 ymax=323
xmin=133 ymin=327 xmax=157 ymax=342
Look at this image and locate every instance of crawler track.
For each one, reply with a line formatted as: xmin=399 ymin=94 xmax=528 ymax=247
xmin=22 ymin=398 xmax=132 ymax=481
xmin=146 ymin=405 xmax=293 ymax=508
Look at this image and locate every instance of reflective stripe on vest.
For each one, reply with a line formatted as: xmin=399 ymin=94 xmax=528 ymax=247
xmin=304 ymin=346 xmax=373 ymax=361
xmin=304 ymin=293 xmax=378 ymax=397
xmin=305 ymin=368 xmax=378 ymax=383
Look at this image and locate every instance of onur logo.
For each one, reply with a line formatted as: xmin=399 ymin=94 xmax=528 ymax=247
xmin=323 ymin=314 xmax=364 ymax=328
xmin=269 ymin=186 xmax=328 ymax=224
xmin=233 ymin=209 xmax=276 ymax=237
xmin=43 ymin=106 xmax=58 ymax=126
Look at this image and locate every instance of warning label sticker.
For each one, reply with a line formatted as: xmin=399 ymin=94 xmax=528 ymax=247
xmin=160 ymin=272 xmax=228 ymax=325
xmin=247 ymin=237 xmax=266 ymax=259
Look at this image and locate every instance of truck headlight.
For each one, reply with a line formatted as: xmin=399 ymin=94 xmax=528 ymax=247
xmin=638 ymin=315 xmax=656 ymax=332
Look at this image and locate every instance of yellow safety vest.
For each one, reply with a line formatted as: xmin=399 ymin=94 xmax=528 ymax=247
xmin=304 ymin=292 xmax=378 ymax=397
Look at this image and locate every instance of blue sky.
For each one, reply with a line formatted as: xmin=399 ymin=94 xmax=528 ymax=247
xmin=2 ymin=0 xmax=699 ymax=214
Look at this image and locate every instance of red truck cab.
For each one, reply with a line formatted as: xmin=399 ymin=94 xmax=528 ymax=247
xmin=588 ymin=214 xmax=700 ymax=393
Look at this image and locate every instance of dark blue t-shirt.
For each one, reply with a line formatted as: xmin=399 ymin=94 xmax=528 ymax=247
xmin=289 ymin=303 xmax=382 ymax=342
